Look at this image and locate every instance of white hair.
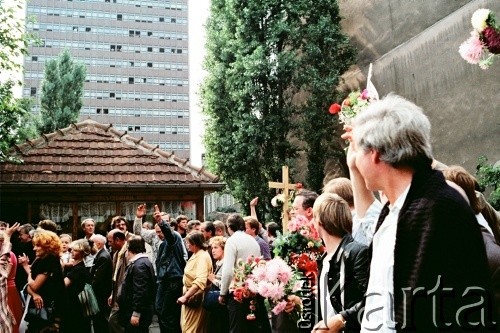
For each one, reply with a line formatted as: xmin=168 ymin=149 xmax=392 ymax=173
xmin=353 ymin=93 xmax=433 ymax=169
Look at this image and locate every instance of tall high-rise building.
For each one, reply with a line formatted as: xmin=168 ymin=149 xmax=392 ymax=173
xmin=23 ymin=0 xmax=190 ymax=158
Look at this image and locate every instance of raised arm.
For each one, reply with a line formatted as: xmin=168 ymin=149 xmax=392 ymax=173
xmin=133 ymin=204 xmax=156 ymax=244
xmin=342 ymin=127 xmax=377 ymax=218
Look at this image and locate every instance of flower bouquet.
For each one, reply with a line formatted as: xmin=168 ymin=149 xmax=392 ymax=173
xmin=246 ymin=257 xmax=304 ymax=317
xmin=273 ymin=215 xmax=324 ymax=286
xmin=230 ymin=255 xmax=261 ymax=320
xmin=459 ymin=8 xmax=499 ymax=69
xmin=329 ymin=63 xmax=379 ymax=125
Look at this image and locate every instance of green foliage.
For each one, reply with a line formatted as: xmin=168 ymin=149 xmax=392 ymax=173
xmin=37 ymin=49 xmax=87 ymax=134
xmin=0 ymin=81 xmax=39 ymax=162
xmin=476 ymin=156 xmax=500 ymax=210
xmin=201 ymin=0 xmax=355 ymax=217
xmin=0 ymin=0 xmax=40 ymax=162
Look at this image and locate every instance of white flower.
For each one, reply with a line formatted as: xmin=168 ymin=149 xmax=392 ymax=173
xmin=271 ymin=193 xmax=286 ymax=207
xmin=471 ymin=8 xmax=490 ymax=32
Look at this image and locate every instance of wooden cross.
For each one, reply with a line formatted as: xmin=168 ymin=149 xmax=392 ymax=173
xmin=269 ymin=166 xmax=296 ymax=232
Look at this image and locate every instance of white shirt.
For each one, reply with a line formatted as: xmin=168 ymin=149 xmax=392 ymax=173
xmin=361 ymin=186 xmax=410 ymax=333
xmin=319 ymin=252 xmax=336 ymax=319
xmin=353 ymin=199 xmax=383 ymax=246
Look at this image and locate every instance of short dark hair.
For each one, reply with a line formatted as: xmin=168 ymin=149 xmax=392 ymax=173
xmin=170 ymin=220 xmax=178 ymax=230
xmin=112 ymin=230 xmax=126 ymax=242
xmin=296 ymin=190 xmax=319 ymax=210
xmin=19 ymin=223 xmax=34 ymax=235
xmin=38 ymin=220 xmax=58 ymax=233
xmin=128 ymin=236 xmax=146 ymax=254
xmin=176 ymin=215 xmax=188 ymax=223
xmin=203 ymin=221 xmax=215 ymax=235
xmin=185 ymin=231 xmax=206 ymax=250
xmin=227 ymin=214 xmax=245 ymax=232
xmin=266 ymin=222 xmax=279 ymax=238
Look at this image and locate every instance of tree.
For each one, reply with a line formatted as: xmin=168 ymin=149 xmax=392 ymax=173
xmin=201 ymin=0 xmax=355 ymax=217
xmin=0 ymin=0 xmax=39 ymax=162
xmin=37 ymin=49 xmax=86 ymax=134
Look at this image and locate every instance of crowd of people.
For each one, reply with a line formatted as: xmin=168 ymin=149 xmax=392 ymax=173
xmin=0 ymin=93 xmax=499 ymax=333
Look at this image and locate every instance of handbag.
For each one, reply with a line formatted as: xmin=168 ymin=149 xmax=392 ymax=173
xmin=203 ymin=284 xmax=221 ymax=311
xmin=78 ymin=283 xmax=100 ymax=317
xmin=25 ymin=300 xmax=55 ymax=324
xmin=185 ymin=289 xmax=205 ymax=308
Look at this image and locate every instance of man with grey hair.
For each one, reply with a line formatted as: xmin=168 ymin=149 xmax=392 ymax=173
xmin=90 ymin=234 xmax=112 ymax=333
xmin=326 ymin=94 xmax=495 ymax=332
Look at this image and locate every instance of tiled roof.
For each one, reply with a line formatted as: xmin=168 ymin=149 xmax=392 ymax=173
xmin=0 ymin=119 xmax=222 ymax=187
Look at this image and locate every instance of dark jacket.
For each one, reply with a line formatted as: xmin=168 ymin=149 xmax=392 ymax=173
xmin=156 ymin=221 xmax=186 ymax=282
xmin=387 ymin=168 xmax=495 ymax=332
xmin=317 ymin=234 xmax=369 ymax=333
xmin=118 ymin=255 xmax=155 ymax=328
xmin=90 ymin=248 xmax=113 ymax=309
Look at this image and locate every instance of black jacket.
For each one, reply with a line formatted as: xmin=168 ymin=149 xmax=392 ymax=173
xmin=317 ymin=234 xmax=369 ymax=333
xmin=386 ymin=168 xmax=494 ymax=332
xmin=118 ymin=255 xmax=155 ymax=327
xmin=90 ymin=248 xmax=113 ymax=308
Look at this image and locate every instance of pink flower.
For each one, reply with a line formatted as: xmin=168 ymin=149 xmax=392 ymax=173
xmin=271 ymin=300 xmax=288 ymax=315
xmin=459 ymin=35 xmax=484 ymax=64
xmin=360 ymin=89 xmax=369 ymax=100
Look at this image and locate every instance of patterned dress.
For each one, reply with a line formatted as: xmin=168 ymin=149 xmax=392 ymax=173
xmin=0 ymin=255 xmax=15 ymax=333
xmin=7 ymin=252 xmax=23 ymax=333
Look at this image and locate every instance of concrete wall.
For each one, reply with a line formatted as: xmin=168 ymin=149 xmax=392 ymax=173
xmin=337 ymin=0 xmax=500 ymax=172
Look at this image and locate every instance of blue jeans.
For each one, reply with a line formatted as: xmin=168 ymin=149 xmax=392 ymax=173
xmin=155 ymin=278 xmax=183 ymax=333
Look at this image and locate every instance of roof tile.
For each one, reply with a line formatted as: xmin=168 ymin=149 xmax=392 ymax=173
xmin=1 ymin=119 xmax=221 ymax=186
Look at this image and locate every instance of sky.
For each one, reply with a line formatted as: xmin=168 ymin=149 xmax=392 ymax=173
xmin=188 ymin=0 xmax=210 ymax=167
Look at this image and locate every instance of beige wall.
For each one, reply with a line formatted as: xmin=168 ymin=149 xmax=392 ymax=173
xmin=337 ymin=0 xmax=500 ymax=172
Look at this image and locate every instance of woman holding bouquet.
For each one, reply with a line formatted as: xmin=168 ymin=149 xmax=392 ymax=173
xmin=312 ymin=193 xmax=369 ymax=333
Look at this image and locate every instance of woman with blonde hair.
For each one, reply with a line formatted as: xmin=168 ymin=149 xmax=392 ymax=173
xmin=19 ymin=230 xmax=65 ymax=333
xmin=62 ymin=239 xmax=96 ymax=333
xmin=206 ymin=236 xmax=228 ymax=333
xmin=177 ymin=231 xmax=212 ymax=333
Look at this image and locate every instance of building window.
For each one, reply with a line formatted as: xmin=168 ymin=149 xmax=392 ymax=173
xmin=85 ymin=27 xmax=91 ymax=32
xmin=159 ymin=48 xmax=164 ymax=53
xmin=147 ymin=32 xmax=153 ymax=36
xmin=171 ymin=18 xmax=176 ymax=23
xmin=117 ymin=14 xmax=122 ymax=21
xmin=129 ymin=30 xmax=134 ymax=37
xmin=147 ymin=47 xmax=152 ymax=52
xmin=147 ymin=63 xmax=152 ymax=68
xmin=103 ymin=109 xmax=109 ymax=114
xmin=128 ymin=77 xmax=134 ymax=84
xmin=32 ymin=56 xmax=38 ymax=61
xmin=159 ymin=17 xmax=164 ymax=22
xmin=110 ymin=92 xmax=115 ymax=98
xmin=96 ymin=108 xmax=101 ymax=114
xmin=30 ymin=87 xmax=36 ymax=96
xmin=134 ymin=126 xmax=140 ymax=131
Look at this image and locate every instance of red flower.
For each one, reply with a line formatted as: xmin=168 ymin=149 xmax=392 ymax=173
xmin=328 ymin=103 xmax=341 ymax=114
xmin=483 ymin=26 xmax=500 ymax=54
